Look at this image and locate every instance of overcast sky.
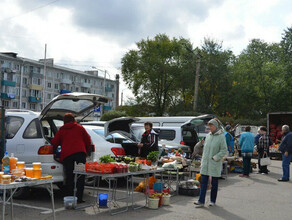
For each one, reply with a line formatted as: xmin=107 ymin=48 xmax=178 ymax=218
xmin=0 ymin=0 xmax=291 ymax=103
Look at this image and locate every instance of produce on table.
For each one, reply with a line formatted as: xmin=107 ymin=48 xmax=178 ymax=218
xmin=147 ymin=151 xmax=160 ymax=162
xmin=99 ymin=155 xmax=115 ymax=163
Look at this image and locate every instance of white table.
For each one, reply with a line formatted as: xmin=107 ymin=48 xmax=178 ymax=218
xmin=0 ymin=179 xmax=55 ymax=220
xmin=73 ymin=168 xmax=165 ymax=215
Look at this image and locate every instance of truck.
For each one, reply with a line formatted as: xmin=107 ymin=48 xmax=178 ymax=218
xmin=267 ymin=112 xmax=292 ymax=159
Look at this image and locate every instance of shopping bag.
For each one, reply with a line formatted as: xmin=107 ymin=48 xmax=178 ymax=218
xmin=260 ymin=156 xmax=271 ymax=166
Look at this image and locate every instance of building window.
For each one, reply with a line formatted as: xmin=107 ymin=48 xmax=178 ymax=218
xmin=54 ymin=84 xmax=59 ymax=89
xmin=47 ymin=93 xmax=51 ymax=99
xmin=12 ymin=102 xmax=18 ymax=108
xmin=76 ymin=87 xmax=79 ymax=92
xmin=23 ymin=78 xmax=28 ymax=85
xmin=2 ymin=100 xmax=9 ymax=107
xmin=37 ymin=78 xmax=41 ymax=85
xmin=22 ymin=89 xmax=27 ymax=97
xmin=29 ymin=103 xmax=36 ymax=110
xmin=47 ymin=82 xmax=52 ymax=88
xmin=22 ymin=102 xmax=26 ymax=109
xmin=24 ymin=66 xmax=28 ymax=73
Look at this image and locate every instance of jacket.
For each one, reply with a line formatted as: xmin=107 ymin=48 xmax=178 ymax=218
xmin=258 ymin=134 xmax=272 ymax=152
xmin=141 ymin=129 xmax=158 ymax=151
xmin=279 ymin=132 xmax=292 ymax=154
xmin=51 ymin=122 xmax=91 ymax=162
xmin=200 ymin=129 xmax=228 ymax=177
xmin=239 ymin=132 xmax=255 ymax=153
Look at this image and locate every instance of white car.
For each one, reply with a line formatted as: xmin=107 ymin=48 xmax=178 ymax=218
xmin=5 ymin=92 xmax=110 ymax=197
xmin=83 ymin=125 xmax=134 ymax=162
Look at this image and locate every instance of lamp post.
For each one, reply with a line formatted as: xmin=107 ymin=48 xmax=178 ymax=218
xmin=121 ymin=88 xmax=127 ymax=106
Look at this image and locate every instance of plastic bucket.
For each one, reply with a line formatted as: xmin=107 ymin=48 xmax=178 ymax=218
xmin=153 ymin=182 xmax=164 ymax=193
xmin=99 ymin=193 xmax=108 ymax=207
xmin=162 ymin=195 xmax=171 ymax=205
xmin=64 ymin=196 xmax=77 ymax=209
xmin=148 ymin=198 xmax=159 ymax=209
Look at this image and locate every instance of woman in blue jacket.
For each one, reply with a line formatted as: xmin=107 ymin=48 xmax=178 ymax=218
xmin=239 ymin=126 xmax=255 ymax=177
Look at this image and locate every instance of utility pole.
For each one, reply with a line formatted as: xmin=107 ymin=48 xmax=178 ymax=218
xmin=42 ymin=44 xmax=47 ymax=110
xmin=193 ymin=50 xmax=201 ymax=112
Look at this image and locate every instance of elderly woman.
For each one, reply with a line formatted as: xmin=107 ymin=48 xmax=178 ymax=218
xmin=194 ymin=118 xmax=227 ymax=207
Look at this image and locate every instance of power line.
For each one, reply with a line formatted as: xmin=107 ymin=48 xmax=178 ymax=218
xmin=0 ymin=0 xmax=60 ymax=22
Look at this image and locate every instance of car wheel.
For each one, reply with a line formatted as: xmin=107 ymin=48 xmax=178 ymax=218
xmin=12 ymin=187 xmax=31 ymax=199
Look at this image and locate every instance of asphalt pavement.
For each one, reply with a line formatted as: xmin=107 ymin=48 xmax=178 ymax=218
xmin=2 ymin=159 xmax=292 ymax=220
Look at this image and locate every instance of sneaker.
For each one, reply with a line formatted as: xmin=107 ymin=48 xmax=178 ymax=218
xmin=209 ymin=202 xmax=215 ymax=206
xmin=194 ymin=201 xmax=204 ymax=208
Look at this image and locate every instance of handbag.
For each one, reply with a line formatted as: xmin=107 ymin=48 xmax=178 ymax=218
xmin=260 ymin=153 xmax=271 ymax=166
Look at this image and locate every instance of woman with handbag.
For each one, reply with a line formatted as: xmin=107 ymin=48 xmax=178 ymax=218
xmin=257 ymin=126 xmax=272 ymax=174
xmin=194 ymin=118 xmax=227 ymax=207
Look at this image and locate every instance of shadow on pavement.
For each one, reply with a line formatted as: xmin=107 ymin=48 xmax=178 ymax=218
xmin=208 ymin=205 xmax=246 ymax=220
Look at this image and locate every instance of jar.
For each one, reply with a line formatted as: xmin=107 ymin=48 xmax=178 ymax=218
xmin=0 ymin=171 xmax=4 ymax=184
xmin=16 ymin=161 xmax=25 ymax=169
xmin=33 ymin=168 xmax=42 ymax=178
xmin=2 ymin=175 xmax=11 ymax=184
xmin=32 ymin=162 xmax=41 ymax=169
xmin=25 ymin=168 xmax=34 ymax=178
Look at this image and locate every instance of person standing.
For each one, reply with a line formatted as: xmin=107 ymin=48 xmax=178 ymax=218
xmin=137 ymin=122 xmax=159 ymax=158
xmin=257 ymin=126 xmax=272 ymax=174
xmin=225 ymin=125 xmax=234 ymax=155
xmin=194 ymin=118 xmax=227 ymax=207
xmin=238 ymin=126 xmax=255 ymax=177
xmin=278 ymin=125 xmax=292 ymax=182
xmin=191 ymin=138 xmax=205 ymax=160
xmin=51 ymin=113 xmax=91 ymax=203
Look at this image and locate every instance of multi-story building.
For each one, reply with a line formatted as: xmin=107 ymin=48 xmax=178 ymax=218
xmin=0 ymin=52 xmax=119 ymax=113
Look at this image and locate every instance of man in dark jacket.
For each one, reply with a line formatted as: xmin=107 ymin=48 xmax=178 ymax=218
xmin=278 ymin=125 xmax=292 ymax=182
xmin=137 ymin=122 xmax=159 ymax=158
xmin=51 ymin=113 xmax=91 ymax=203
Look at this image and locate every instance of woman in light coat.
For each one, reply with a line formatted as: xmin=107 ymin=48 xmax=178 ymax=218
xmin=194 ymin=118 xmax=227 ymax=207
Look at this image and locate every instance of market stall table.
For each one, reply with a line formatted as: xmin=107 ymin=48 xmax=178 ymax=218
xmin=0 ymin=178 xmax=55 ymax=220
xmin=73 ymin=168 xmax=165 ymax=215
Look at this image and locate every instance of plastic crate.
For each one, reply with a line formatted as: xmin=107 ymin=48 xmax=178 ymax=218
xmin=178 ymin=187 xmax=200 ymax=197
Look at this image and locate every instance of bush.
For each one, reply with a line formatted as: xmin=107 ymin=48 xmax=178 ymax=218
xmin=100 ymin=111 xmax=127 ymax=121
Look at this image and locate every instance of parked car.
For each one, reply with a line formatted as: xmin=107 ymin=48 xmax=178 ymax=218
xmin=81 ymin=117 xmax=192 ymax=157
xmin=5 ymin=92 xmax=110 ymax=197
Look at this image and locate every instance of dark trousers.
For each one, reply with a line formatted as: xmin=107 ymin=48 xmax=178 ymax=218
xmin=63 ymin=152 xmax=86 ymax=201
xmin=198 ymin=175 xmax=219 ymax=204
xmin=243 ymin=155 xmax=252 ymax=175
xmin=258 ymin=150 xmax=268 ymax=173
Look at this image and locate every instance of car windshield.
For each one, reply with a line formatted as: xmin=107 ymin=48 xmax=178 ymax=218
xmin=92 ymin=129 xmax=134 ymax=144
xmin=130 ymin=126 xmax=145 ymax=142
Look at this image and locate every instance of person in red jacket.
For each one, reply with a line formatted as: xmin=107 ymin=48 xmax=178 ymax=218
xmin=51 ymin=113 xmax=91 ymax=203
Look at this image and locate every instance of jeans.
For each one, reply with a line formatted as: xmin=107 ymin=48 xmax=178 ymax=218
xmin=242 ymin=153 xmax=252 ymax=175
xmin=63 ymin=152 xmax=86 ymax=201
xmin=282 ymin=153 xmax=292 ymax=180
xmin=198 ymin=175 xmax=219 ymax=204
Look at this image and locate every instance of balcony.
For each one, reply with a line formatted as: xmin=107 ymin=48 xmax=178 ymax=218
xmin=1 ymin=80 xmax=16 ymax=87
xmin=1 ymin=93 xmax=16 ymax=99
xmin=60 ymin=89 xmax=72 ymax=94
xmin=81 ymin=82 xmax=91 ymax=88
xmin=60 ymin=79 xmax=72 ymax=84
xmin=105 ymin=87 xmax=113 ymax=92
xmin=29 ymin=84 xmax=43 ymax=91
xmin=28 ymin=96 xmax=42 ymax=103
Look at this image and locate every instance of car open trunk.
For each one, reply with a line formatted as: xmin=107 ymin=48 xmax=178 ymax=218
xmin=39 ymin=92 xmax=110 ymax=161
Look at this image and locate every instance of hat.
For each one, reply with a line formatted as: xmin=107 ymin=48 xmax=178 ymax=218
xmin=208 ymin=119 xmax=219 ymax=128
xmin=225 ymin=125 xmax=232 ymax=131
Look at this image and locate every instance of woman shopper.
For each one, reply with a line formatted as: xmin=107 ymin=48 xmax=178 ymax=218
xmin=257 ymin=126 xmax=272 ymax=174
xmin=238 ymin=126 xmax=255 ymax=177
xmin=51 ymin=113 xmax=91 ymax=203
xmin=137 ymin=121 xmax=159 ymax=158
xmin=194 ymin=118 xmax=228 ymax=208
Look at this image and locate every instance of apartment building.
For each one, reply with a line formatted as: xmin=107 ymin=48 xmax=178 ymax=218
xmin=0 ymin=52 xmax=119 ymax=113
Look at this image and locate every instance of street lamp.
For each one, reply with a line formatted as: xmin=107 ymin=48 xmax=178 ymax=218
xmin=121 ymin=88 xmax=128 ymax=106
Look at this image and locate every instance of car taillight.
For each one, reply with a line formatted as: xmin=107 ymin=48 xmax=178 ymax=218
xmin=180 ymin=141 xmax=186 ymax=145
xmin=111 ymin=147 xmax=125 ymax=157
xmin=38 ymin=145 xmax=54 ymax=155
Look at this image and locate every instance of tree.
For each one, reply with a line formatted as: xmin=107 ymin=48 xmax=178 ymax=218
xmin=121 ymin=34 xmax=193 ymax=116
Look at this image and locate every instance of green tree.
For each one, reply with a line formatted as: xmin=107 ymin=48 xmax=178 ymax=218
xmin=121 ymin=34 xmax=193 ymax=116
